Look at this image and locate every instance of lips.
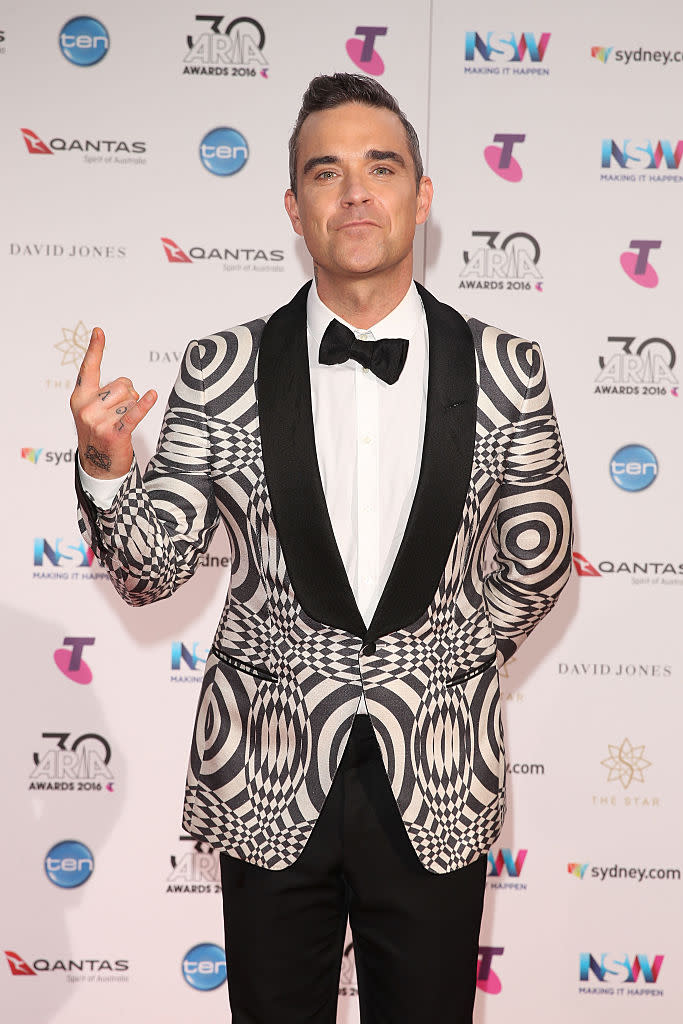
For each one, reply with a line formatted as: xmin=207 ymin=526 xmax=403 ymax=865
xmin=336 ymin=220 xmax=379 ymax=230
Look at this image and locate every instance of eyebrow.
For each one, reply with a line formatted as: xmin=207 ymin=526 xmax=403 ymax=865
xmin=301 ymin=149 xmax=407 ymax=177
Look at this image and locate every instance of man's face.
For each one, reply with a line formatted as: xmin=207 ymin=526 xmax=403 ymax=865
xmin=284 ymin=102 xmax=432 ymax=282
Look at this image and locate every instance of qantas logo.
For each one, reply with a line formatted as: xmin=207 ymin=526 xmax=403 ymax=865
xmin=573 ymin=552 xmax=601 ymax=577
xmin=5 ymin=951 xmax=36 ymax=976
xmin=161 ymin=237 xmax=192 ymax=263
xmin=21 ymin=129 xmax=52 ymax=155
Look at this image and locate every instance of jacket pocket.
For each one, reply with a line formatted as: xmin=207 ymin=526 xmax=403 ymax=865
xmin=446 ymin=651 xmax=497 ymax=687
xmin=210 ymin=645 xmax=276 ymax=683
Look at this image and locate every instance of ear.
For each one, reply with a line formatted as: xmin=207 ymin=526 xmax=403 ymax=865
xmin=415 ymin=176 xmax=433 ymax=226
xmin=284 ymin=189 xmax=304 ymax=237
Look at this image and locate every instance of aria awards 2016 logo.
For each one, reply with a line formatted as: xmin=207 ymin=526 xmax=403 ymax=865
xmin=183 ymin=16 xmax=268 ymax=77
xmin=459 ymin=229 xmax=542 ymax=291
xmin=594 ymin=335 xmax=678 ymax=397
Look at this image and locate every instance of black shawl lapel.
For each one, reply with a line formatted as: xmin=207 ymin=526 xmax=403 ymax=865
xmin=366 ymin=284 xmax=477 ymax=642
xmin=258 ymin=281 xmax=366 ymax=637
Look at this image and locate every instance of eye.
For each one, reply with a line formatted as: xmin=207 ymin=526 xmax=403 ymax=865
xmin=372 ymin=165 xmax=393 ymax=176
xmin=315 ymin=169 xmax=336 ymax=180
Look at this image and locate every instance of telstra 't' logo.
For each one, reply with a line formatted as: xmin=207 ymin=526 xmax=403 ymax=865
xmin=620 ymin=240 xmax=661 ymax=288
xmin=346 ymin=26 xmax=387 ymax=76
xmin=484 ymin=134 xmax=525 ymax=181
xmin=477 ymin=947 xmax=504 ymax=994
xmin=53 ymin=637 xmax=95 ymax=685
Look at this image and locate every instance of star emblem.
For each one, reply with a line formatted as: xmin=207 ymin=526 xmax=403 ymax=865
xmin=55 ymin=321 xmax=89 ymax=368
xmin=601 ymin=738 xmax=652 ymax=789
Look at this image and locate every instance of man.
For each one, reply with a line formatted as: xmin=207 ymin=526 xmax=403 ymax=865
xmin=71 ymin=73 xmax=572 ymax=1023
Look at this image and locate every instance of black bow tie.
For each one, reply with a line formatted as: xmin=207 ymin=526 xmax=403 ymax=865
xmin=318 ymin=318 xmax=409 ymax=385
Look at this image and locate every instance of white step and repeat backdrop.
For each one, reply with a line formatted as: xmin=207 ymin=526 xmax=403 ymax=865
xmin=2 ymin=1 xmax=681 ymax=1021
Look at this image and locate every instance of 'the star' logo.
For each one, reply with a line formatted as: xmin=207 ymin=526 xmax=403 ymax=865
xmin=54 ymin=321 xmax=89 ymax=368
xmin=601 ymin=738 xmax=652 ymax=789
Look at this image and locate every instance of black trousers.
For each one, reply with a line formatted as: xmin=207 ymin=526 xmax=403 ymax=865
xmin=220 ymin=713 xmax=487 ymax=1023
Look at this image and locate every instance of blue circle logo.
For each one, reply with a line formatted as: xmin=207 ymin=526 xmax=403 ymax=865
xmin=182 ymin=943 xmax=227 ymax=991
xmin=199 ymin=127 xmax=249 ymax=176
xmin=45 ymin=840 xmax=94 ymax=888
xmin=609 ymin=444 xmax=658 ymax=491
xmin=59 ymin=17 xmax=110 ymax=66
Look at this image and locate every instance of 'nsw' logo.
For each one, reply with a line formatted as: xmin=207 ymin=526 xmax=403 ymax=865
xmin=488 ymin=848 xmax=527 ymax=877
xmin=465 ymin=31 xmax=550 ymax=62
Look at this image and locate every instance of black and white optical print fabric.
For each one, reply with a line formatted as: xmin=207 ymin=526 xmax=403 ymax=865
xmin=78 ymin=305 xmax=571 ymax=873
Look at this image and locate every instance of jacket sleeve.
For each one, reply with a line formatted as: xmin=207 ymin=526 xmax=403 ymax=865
xmin=76 ymin=340 xmax=221 ymax=606
xmin=482 ymin=341 xmax=573 ymax=664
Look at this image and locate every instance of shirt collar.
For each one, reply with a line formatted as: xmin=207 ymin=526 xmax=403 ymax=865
xmin=307 ymin=277 xmax=423 ymax=346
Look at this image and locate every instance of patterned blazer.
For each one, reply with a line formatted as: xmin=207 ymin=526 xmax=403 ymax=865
xmin=76 ymin=281 xmax=572 ymax=874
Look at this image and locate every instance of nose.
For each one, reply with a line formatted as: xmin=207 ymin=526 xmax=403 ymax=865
xmin=340 ymin=169 xmax=372 ymax=207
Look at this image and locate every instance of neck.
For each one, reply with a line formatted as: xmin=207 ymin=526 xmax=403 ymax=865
xmin=315 ymin=261 xmax=413 ymax=330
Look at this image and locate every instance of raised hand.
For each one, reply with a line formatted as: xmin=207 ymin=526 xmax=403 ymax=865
xmin=70 ymin=327 xmax=158 ymax=479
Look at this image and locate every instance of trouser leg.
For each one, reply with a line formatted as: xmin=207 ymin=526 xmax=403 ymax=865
xmin=219 ymin=762 xmax=348 ymax=1024
xmin=341 ymin=715 xmax=487 ymax=1024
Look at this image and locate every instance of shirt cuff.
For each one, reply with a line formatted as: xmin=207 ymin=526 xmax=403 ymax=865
xmin=78 ymin=457 xmax=129 ymax=510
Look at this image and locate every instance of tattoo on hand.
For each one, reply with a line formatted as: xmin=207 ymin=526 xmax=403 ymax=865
xmin=77 ymin=375 xmax=82 ymax=386
xmin=98 ymin=389 xmax=111 ymax=401
xmin=115 ymin=420 xmax=125 ymax=432
xmin=115 ymin=406 xmax=127 ymax=415
xmin=85 ymin=445 xmax=112 ymax=470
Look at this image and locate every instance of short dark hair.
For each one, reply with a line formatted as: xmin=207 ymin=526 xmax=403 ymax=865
xmin=288 ymin=73 xmax=424 ymax=195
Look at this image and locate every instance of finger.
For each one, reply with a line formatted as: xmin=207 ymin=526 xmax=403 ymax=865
xmin=96 ymin=379 xmax=139 ymax=407
xmin=116 ymin=389 xmax=158 ymax=433
xmin=77 ymin=327 xmax=105 ymax=391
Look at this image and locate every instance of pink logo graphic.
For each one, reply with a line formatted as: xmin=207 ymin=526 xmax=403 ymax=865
xmin=21 ymin=128 xmax=52 ymax=155
xmin=161 ymin=237 xmax=192 ymax=264
xmin=620 ymin=239 xmax=661 ymax=288
xmin=484 ymin=133 xmax=525 ymax=182
xmin=5 ymin=951 xmax=36 ymax=976
xmin=53 ymin=637 xmax=95 ymax=685
xmin=477 ymin=947 xmax=504 ymax=994
xmin=346 ymin=26 xmax=387 ymax=76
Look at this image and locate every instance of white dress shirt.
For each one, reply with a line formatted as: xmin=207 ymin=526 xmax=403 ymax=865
xmin=79 ymin=280 xmax=429 ymax=713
